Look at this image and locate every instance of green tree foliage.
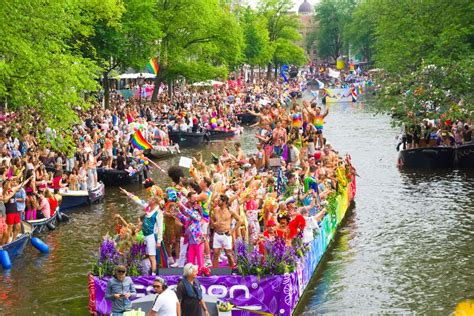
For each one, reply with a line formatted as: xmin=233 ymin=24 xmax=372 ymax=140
xmin=258 ymin=0 xmax=307 ymax=78
xmin=151 ymin=0 xmax=244 ymax=101
xmin=379 ymin=60 xmax=474 ymax=125
xmin=346 ymin=0 xmax=474 ymax=122
xmin=373 ymin=0 xmax=473 ymax=74
xmin=87 ymin=0 xmax=161 ymax=108
xmin=241 ymin=7 xmax=273 ymax=68
xmin=0 ymin=0 xmax=122 ymax=152
xmin=312 ymin=0 xmax=356 ymax=61
xmin=344 ymin=0 xmax=376 ymax=63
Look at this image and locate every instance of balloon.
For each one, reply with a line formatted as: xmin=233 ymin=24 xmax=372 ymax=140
xmin=211 ymin=118 xmax=217 ymax=124
xmin=211 ymin=123 xmax=217 ymax=129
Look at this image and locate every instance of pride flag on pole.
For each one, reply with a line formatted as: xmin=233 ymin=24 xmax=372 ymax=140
xmin=146 ymin=58 xmax=159 ymax=75
xmin=131 ymin=130 xmax=152 ymax=150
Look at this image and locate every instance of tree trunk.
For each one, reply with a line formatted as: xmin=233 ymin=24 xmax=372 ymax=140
xmin=267 ymin=63 xmax=272 ymax=80
xmin=151 ymin=69 xmax=164 ymax=103
xmin=103 ymin=71 xmax=110 ymax=109
xmin=274 ymin=64 xmax=278 ymax=79
xmin=168 ymin=79 xmax=173 ymax=100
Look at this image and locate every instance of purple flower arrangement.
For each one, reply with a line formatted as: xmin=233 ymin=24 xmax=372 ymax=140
xmin=92 ymin=237 xmax=146 ymax=277
xmin=235 ymin=236 xmax=306 ymax=278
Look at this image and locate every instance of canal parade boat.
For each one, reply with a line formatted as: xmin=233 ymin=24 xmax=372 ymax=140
xmin=57 ymin=182 xmax=105 ymax=211
xmin=0 ymin=221 xmax=33 ymax=267
xmin=27 ymin=209 xmax=59 ymax=233
xmin=455 ymin=141 xmax=474 ymax=169
xmin=144 ymin=144 xmax=180 ymax=160
xmin=168 ymin=130 xmax=207 ymax=148
xmin=207 ymin=128 xmax=240 ymax=141
xmin=88 ymin=174 xmax=357 ymax=316
xmin=398 ymin=146 xmax=456 ymax=169
xmin=97 ymin=164 xmax=146 ymax=186
xmin=236 ymin=113 xmax=258 ymax=125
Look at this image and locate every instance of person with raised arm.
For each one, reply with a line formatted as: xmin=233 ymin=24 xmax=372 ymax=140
xmin=119 ymin=187 xmax=163 ymax=275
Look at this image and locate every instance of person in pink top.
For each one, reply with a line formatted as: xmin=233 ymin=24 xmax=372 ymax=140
xmin=36 ymin=191 xmax=51 ymax=219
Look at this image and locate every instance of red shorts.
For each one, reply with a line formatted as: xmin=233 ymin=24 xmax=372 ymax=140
xmin=6 ymin=213 xmax=21 ymax=225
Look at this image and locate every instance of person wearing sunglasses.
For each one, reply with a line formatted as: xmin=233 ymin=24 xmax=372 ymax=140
xmin=105 ymin=265 xmax=136 ymax=316
xmin=149 ymin=277 xmax=180 ymax=316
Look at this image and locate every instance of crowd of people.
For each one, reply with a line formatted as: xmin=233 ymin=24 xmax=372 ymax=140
xmin=102 ymin=76 xmax=355 ymax=281
xmin=0 ymin=76 xmax=310 ymax=247
xmin=398 ymin=115 xmax=473 ymax=150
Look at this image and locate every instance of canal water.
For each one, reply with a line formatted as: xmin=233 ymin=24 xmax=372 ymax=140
xmin=1 ymin=100 xmax=473 ymax=315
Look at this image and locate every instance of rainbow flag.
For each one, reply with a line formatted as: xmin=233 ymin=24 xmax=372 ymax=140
xmin=358 ymin=84 xmax=363 ymax=95
xmin=131 ymin=130 xmax=152 ymax=150
xmin=146 ymin=58 xmax=159 ymax=75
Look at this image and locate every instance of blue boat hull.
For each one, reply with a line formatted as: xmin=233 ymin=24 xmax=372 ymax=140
xmin=1 ymin=222 xmax=33 ymax=264
xmin=60 ymin=195 xmax=90 ymax=212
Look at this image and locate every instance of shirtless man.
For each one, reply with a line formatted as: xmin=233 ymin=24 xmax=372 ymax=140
xmin=210 ymin=195 xmax=240 ymax=268
xmin=272 ymin=121 xmax=287 ymax=156
xmin=234 ymin=142 xmax=246 ymax=162
xmin=304 ymin=102 xmax=329 ymax=149
xmin=247 ymin=106 xmax=273 ymax=134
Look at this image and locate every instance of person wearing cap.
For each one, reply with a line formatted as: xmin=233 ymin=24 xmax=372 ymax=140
xmin=105 ymin=265 xmax=136 ymax=316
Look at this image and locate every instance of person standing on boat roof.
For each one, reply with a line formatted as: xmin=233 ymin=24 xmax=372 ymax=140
xmin=120 ymin=187 xmax=164 ymax=276
xmin=105 ymin=265 xmax=137 ymax=316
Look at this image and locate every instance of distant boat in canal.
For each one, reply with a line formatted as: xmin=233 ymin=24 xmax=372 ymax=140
xmin=168 ymin=130 xmax=207 ymax=147
xmin=144 ymin=144 xmax=180 ymax=160
xmin=56 ymin=182 xmax=105 ymax=211
xmin=206 ymin=128 xmax=240 ymax=141
xmin=455 ymin=142 xmax=474 ymax=169
xmin=236 ymin=113 xmax=258 ymax=125
xmin=97 ymin=165 xmax=146 ymax=186
xmin=398 ymin=147 xmax=455 ymax=169
xmin=398 ymin=143 xmax=474 ymax=169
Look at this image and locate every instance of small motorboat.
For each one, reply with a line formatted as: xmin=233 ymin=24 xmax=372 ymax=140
xmin=168 ymin=130 xmax=207 ymax=147
xmin=58 ymin=182 xmax=105 ymax=211
xmin=144 ymin=144 xmax=180 ymax=160
xmin=236 ymin=113 xmax=258 ymax=125
xmin=207 ymin=129 xmax=238 ymax=141
xmin=1 ymin=221 xmax=33 ymax=261
xmin=97 ymin=164 xmax=145 ymax=186
xmin=27 ymin=210 xmax=58 ymax=233
xmin=456 ymin=142 xmax=474 ymax=169
xmin=398 ymin=147 xmax=455 ymax=169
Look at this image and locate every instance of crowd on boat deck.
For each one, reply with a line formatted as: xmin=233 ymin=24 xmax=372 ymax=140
xmin=96 ymin=79 xmax=355 ymax=279
xmin=397 ymin=115 xmax=473 ymax=150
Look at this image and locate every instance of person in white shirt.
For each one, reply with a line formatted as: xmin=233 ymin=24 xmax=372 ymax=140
xmin=301 ymin=207 xmax=326 ymax=244
xmin=149 ymin=277 xmax=180 ymax=316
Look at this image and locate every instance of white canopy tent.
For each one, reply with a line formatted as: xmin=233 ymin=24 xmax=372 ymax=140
xmin=118 ymin=73 xmax=156 ymax=79
xmin=192 ymin=80 xmax=224 ymax=87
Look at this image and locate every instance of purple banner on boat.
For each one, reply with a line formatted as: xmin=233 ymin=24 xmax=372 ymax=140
xmin=93 ymin=272 xmax=300 ymax=315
